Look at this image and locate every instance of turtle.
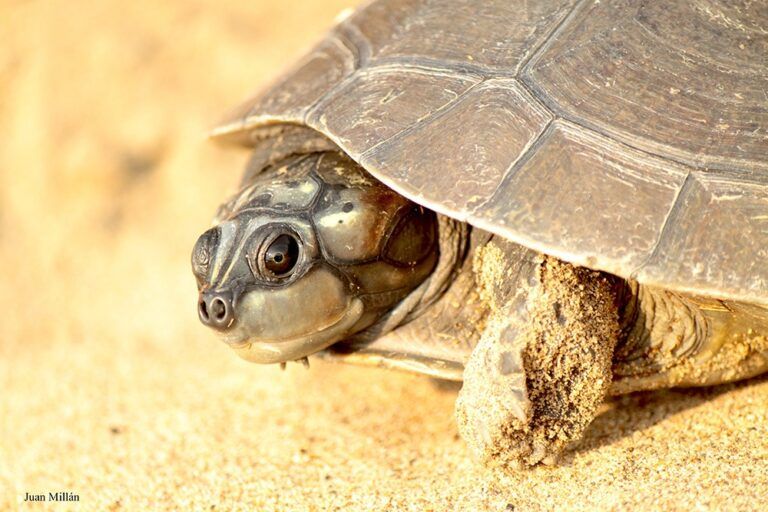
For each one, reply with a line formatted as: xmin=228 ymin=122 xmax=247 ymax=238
xmin=191 ymin=0 xmax=768 ymax=467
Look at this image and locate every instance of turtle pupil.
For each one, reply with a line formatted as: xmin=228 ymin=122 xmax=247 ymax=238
xmin=264 ymin=234 xmax=299 ymax=276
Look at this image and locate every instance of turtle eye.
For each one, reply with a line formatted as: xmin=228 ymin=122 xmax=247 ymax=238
xmin=263 ymin=234 xmax=300 ymax=277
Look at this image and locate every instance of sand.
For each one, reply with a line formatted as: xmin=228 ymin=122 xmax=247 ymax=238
xmin=458 ymin=245 xmax=621 ymax=467
xmin=1 ymin=1 xmax=767 ymax=510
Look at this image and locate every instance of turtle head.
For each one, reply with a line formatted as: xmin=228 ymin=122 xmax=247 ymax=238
xmin=192 ymin=151 xmax=439 ymax=364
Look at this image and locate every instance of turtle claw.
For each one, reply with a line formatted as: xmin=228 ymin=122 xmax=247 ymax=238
xmin=277 ymin=358 xmax=309 ymax=370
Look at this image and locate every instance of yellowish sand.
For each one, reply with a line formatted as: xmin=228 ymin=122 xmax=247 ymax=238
xmin=1 ymin=1 xmax=767 ymax=510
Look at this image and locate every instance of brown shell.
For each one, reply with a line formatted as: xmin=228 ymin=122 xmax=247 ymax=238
xmin=211 ymin=0 xmax=768 ymax=306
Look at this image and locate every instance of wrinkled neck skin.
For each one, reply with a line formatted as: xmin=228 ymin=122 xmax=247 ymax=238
xmin=344 ymin=215 xmax=470 ymax=346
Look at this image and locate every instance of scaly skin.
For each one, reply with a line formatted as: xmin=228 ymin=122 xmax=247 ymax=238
xmin=611 ymin=284 xmax=768 ymax=394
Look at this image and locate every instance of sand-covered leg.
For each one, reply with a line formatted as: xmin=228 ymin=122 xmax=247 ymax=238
xmin=456 ymin=239 xmax=620 ymax=467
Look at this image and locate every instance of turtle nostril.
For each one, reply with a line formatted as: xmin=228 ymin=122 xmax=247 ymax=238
xmin=198 ymin=291 xmax=234 ymax=329
xmin=211 ymin=297 xmax=227 ymax=321
xmin=198 ymin=298 xmax=210 ymax=322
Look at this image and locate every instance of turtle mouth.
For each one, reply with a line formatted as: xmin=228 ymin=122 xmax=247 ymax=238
xmin=222 ymin=298 xmax=365 ymax=364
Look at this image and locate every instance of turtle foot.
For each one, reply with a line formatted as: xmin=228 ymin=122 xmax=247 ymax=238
xmin=456 ymin=241 xmax=620 ymax=467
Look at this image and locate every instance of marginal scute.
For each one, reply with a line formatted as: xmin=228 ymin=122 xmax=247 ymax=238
xmin=308 ymin=68 xmax=479 ymax=155
xmin=216 ymin=34 xmax=358 ymax=138
xmin=471 ymin=121 xmax=690 ymax=277
xmin=362 ymin=78 xmax=552 ymax=215
xmin=636 ymin=173 xmax=768 ymax=299
xmin=523 ymin=0 xmax=768 ymax=171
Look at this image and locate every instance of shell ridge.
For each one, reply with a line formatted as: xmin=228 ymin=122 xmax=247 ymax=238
xmin=368 ymin=55 xmax=516 ymax=78
xmin=358 ymin=78 xmax=488 ymax=160
xmin=336 ymin=13 xmax=374 ymax=66
xmin=467 ymin=118 xmax=557 ymax=218
xmin=305 ymin=68 xmax=364 ymax=126
xmin=519 ymin=0 xmax=593 ymax=78
xmin=514 ymin=97 xmax=768 ymax=174
xmin=630 ymin=6 xmax=767 ymax=75
xmin=630 ymin=171 xmax=694 ymax=280
xmin=359 ymin=62 xmax=483 ymax=82
xmin=303 ymin=32 xmax=365 ymax=125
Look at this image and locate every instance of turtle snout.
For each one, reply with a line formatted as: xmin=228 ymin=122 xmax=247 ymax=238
xmin=198 ymin=291 xmax=235 ymax=330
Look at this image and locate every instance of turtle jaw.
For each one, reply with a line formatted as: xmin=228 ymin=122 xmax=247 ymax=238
xmin=223 ymin=297 xmax=365 ymax=364
xmin=203 ymin=265 xmax=365 ymax=364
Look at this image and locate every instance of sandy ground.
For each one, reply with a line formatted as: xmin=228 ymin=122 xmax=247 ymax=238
xmin=1 ymin=1 xmax=767 ymax=510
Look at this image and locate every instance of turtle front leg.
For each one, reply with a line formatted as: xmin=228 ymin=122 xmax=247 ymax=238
xmin=455 ymin=240 xmax=620 ymax=467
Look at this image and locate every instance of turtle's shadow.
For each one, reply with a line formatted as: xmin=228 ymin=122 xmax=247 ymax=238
xmin=430 ymin=373 xmax=767 ymax=463
xmin=565 ymin=373 xmax=768 ymax=460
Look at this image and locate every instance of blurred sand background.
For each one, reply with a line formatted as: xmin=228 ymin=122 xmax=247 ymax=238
xmin=1 ymin=1 xmax=767 ymax=510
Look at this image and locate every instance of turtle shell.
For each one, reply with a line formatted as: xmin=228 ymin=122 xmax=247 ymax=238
xmin=211 ymin=0 xmax=768 ymax=306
